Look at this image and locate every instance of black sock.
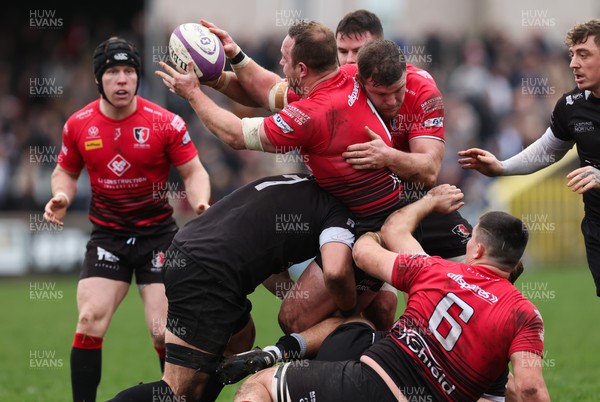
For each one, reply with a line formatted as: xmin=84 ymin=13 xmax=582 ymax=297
xmin=107 ymin=380 xmax=173 ymax=402
xmin=275 ymin=334 xmax=302 ymax=360
xmin=154 ymin=345 xmax=166 ymax=373
xmin=199 ymin=375 xmax=225 ymax=402
xmin=71 ymin=347 xmax=102 ymax=402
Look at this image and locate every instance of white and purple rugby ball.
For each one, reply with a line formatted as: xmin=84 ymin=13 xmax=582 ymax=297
xmin=168 ymin=23 xmax=225 ymax=82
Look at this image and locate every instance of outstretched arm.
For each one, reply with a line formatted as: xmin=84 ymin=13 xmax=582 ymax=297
xmin=202 ymin=20 xmax=283 ymax=110
xmin=458 ymin=127 xmax=574 ymax=177
xmin=156 ymin=61 xmax=276 ymax=152
xmin=380 ymin=184 xmax=464 ymax=252
xmin=457 ymin=147 xmax=504 ymax=177
xmin=354 ymin=185 xmax=464 ymax=284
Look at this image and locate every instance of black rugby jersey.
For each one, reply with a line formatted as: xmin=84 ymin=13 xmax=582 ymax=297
xmin=550 ymin=87 xmax=600 ymax=221
xmin=171 ymin=174 xmax=355 ymax=295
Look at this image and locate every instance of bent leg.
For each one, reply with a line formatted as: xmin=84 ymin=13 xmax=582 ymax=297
xmin=162 ymin=329 xmax=219 ymax=401
xmin=361 ymin=283 xmax=398 ymax=330
xmin=278 ymin=262 xmax=338 ymax=334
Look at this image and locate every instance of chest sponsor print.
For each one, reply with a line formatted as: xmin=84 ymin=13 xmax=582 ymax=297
xmin=107 ymin=154 xmax=131 ymax=177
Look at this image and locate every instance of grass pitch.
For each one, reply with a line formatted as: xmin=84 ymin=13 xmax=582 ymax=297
xmin=2 ymin=265 xmax=599 ymax=401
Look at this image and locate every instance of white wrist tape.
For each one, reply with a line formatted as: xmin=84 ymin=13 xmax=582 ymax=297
xmin=210 ymin=71 xmax=231 ymax=92
xmin=55 ymin=191 xmax=70 ymax=206
xmin=501 ymin=127 xmax=574 ymax=175
xmin=241 ymin=117 xmax=265 ymax=151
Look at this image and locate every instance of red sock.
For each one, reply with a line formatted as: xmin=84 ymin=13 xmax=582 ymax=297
xmin=72 ymin=332 xmax=103 ymax=349
xmin=71 ymin=333 xmax=103 ymax=401
xmin=154 ymin=345 xmax=166 ymax=359
xmin=155 ymin=345 xmax=166 ymax=373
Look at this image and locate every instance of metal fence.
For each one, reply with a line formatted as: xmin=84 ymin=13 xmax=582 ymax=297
xmin=488 ymin=150 xmax=586 ymax=267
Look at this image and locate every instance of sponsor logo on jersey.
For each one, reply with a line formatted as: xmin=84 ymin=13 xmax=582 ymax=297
xmin=392 ymin=325 xmax=456 ymax=395
xmin=88 ymin=126 xmax=99 ymax=137
xmin=566 ymin=92 xmax=584 ymax=105
xmin=566 ymin=91 xmax=586 ymax=105
xmin=420 ymin=96 xmax=444 ymax=114
xmin=452 ymin=224 xmax=470 ymax=239
xmin=273 ymin=114 xmax=294 ymax=133
xmin=447 ymin=272 xmax=499 ymax=303
xmin=281 ymin=105 xmax=310 ymax=126
xmin=171 ymin=115 xmax=185 ymax=132
xmin=181 ymin=131 xmax=191 ymax=145
xmin=107 ymin=154 xmax=131 ymax=177
xmin=114 ymin=128 xmax=121 ymax=140
xmin=423 ymin=117 xmax=444 ymax=128
xmin=574 ymin=121 xmax=595 ymax=133
xmin=75 ymin=108 xmax=94 ymax=120
xmin=61 ymin=144 xmax=68 ymax=155
xmin=133 ymin=127 xmax=150 ymax=143
xmin=84 ymin=139 xmax=103 ymax=151
xmin=347 ymin=78 xmax=360 ymax=106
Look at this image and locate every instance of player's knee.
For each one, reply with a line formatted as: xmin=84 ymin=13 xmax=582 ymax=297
xmin=277 ymin=306 xmax=297 ymax=334
xmin=278 ymin=305 xmax=311 ymax=334
xmin=76 ymin=309 xmax=108 ymax=333
xmin=149 ymin=322 xmax=166 ymax=345
xmin=234 ymin=367 xmax=276 ymax=402
xmin=364 ymin=292 xmax=397 ymax=330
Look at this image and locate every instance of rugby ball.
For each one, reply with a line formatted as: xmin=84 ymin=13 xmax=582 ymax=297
xmin=168 ymin=23 xmax=226 ymax=82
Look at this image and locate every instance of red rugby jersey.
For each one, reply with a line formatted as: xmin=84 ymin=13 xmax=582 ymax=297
xmin=286 ymin=64 xmax=445 ymax=151
xmin=364 ymin=254 xmax=544 ymax=401
xmin=263 ymin=64 xmax=404 ymax=218
xmin=388 ymin=64 xmax=445 ymax=151
xmin=58 ymin=96 xmax=198 ymax=230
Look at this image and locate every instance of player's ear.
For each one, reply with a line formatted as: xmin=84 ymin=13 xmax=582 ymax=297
xmin=474 ymin=242 xmax=485 ymax=260
xmin=297 ymin=62 xmax=308 ymax=77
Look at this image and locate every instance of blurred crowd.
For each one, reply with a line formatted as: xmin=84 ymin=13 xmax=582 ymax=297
xmin=0 ymin=9 xmax=576 ymax=223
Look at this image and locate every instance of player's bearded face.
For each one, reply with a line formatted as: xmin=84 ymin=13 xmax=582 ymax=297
xmin=280 ymin=36 xmax=303 ymax=95
xmin=569 ymin=35 xmax=600 ymax=96
xmin=102 ymin=65 xmax=138 ymax=107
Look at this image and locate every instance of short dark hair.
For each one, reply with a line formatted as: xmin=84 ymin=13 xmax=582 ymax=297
xmin=336 ymin=9 xmax=384 ymax=40
xmin=476 ymin=211 xmax=528 ymax=270
xmin=357 ymin=40 xmax=406 ymax=86
xmin=566 ymin=19 xmax=600 ymax=48
xmin=288 ymin=21 xmax=338 ymax=73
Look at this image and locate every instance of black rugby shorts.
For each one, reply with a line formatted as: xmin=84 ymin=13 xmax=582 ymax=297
xmin=81 ymin=224 xmax=177 ymax=284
